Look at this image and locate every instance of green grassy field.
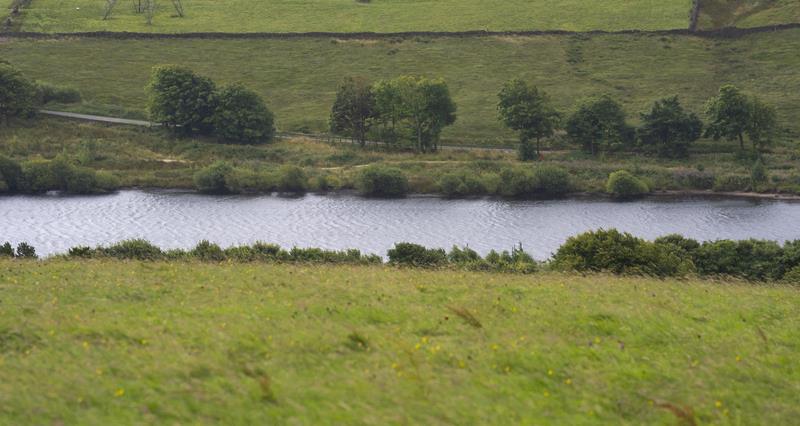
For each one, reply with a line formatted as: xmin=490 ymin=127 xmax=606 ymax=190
xmin=697 ymin=0 xmax=800 ymax=29
xmin=1 ymin=260 xmax=798 ymax=424
xmin=13 ymin=0 xmax=692 ymax=33
xmin=2 ymin=30 xmax=799 ymax=144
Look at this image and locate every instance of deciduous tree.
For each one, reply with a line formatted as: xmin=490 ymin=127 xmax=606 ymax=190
xmin=638 ymin=96 xmax=703 ymax=158
xmin=497 ymin=79 xmax=560 ymax=160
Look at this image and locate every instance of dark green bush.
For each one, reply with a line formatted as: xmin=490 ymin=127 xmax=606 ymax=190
xmin=212 ymin=84 xmax=275 ymax=145
xmin=606 ymin=170 xmax=649 ymax=199
xmin=356 ymin=165 xmax=408 ymax=197
xmin=533 ymin=165 xmax=571 ymax=195
xmin=498 ymin=167 xmax=537 ymax=197
xmin=276 ymin=165 xmax=308 ymax=193
xmin=0 ymin=242 xmax=14 ymax=257
xmin=65 ymin=167 xmax=99 ymax=194
xmin=67 ymin=246 xmax=92 ymax=258
xmin=0 ymin=155 xmax=23 ymax=192
xmin=20 ymin=160 xmax=57 ymax=193
xmin=191 ymin=240 xmax=226 ymax=262
xmin=35 ymin=81 xmax=82 ymax=104
xmin=147 ymin=65 xmax=217 ymax=135
xmin=194 ymin=161 xmax=233 ymax=194
xmin=552 ymin=229 xmax=683 ymax=277
xmin=438 ymin=171 xmax=485 ymax=197
xmin=15 ymin=242 xmax=36 ymax=259
xmin=694 ymin=239 xmax=784 ymax=281
xmin=388 ymin=242 xmax=447 ymax=267
xmin=783 ymin=265 xmax=800 ymax=284
xmin=100 ymin=239 xmax=163 ymax=260
xmin=0 ymin=62 xmax=37 ymax=120
xmin=484 ymin=244 xmax=539 ymax=273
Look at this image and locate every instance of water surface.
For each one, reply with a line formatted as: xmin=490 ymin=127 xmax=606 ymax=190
xmin=1 ymin=190 xmax=799 ymax=258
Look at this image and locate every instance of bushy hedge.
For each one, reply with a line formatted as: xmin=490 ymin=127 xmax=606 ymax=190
xmin=193 ymin=162 xmax=309 ymax=194
xmin=497 ymin=165 xmax=571 ymax=197
xmin=0 ymin=155 xmax=119 ymax=195
xmin=552 ymin=229 xmax=685 ymax=277
xmin=388 ymin=242 xmax=538 ymax=273
xmin=0 ymin=241 xmax=37 ymax=259
xmin=355 ymin=165 xmax=408 ymax=197
xmin=438 ymin=171 xmax=485 ymax=197
xmin=606 ymin=170 xmax=649 ymax=199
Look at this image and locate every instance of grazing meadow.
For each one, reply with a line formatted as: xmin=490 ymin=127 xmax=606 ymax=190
xmin=1 ymin=260 xmax=799 ymax=424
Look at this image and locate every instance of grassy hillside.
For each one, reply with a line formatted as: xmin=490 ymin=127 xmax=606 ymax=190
xmin=698 ymin=0 xmax=800 ymax=29
xmin=2 ymin=30 xmax=799 ymax=144
xmin=14 ymin=0 xmax=692 ymax=33
xmin=1 ymin=260 xmax=798 ymax=424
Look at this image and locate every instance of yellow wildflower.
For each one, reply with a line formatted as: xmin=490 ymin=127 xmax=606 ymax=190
xmin=115 ymin=388 xmax=125 ymax=397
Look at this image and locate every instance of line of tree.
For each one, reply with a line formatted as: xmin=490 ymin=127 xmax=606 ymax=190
xmin=329 ymin=75 xmax=457 ymax=153
xmin=147 ymin=65 xmax=275 ymax=145
xmin=497 ymin=80 xmax=778 ymax=161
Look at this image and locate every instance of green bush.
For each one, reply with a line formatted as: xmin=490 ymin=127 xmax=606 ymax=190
xmin=0 ymin=155 xmax=23 ymax=192
xmin=438 ymin=171 xmax=485 ymax=197
xmin=694 ymin=239 xmax=784 ymax=281
xmin=276 ymin=165 xmax=308 ymax=193
xmin=388 ymin=242 xmax=447 ymax=267
xmin=713 ymin=174 xmax=751 ymax=192
xmin=100 ymin=239 xmax=163 ymax=260
xmin=147 ymin=65 xmax=217 ymax=135
xmin=20 ymin=160 xmax=57 ymax=193
xmin=0 ymin=242 xmax=14 ymax=257
xmin=35 ymin=81 xmax=81 ymax=104
xmin=15 ymin=242 xmax=36 ymax=259
xmin=194 ymin=161 xmax=233 ymax=194
xmin=356 ymin=165 xmax=408 ymax=197
xmin=191 ymin=240 xmax=226 ymax=262
xmin=783 ymin=265 xmax=800 ymax=284
xmin=751 ymin=159 xmax=768 ymax=188
xmin=65 ymin=167 xmax=99 ymax=194
xmin=552 ymin=229 xmax=683 ymax=277
xmin=212 ymin=84 xmax=275 ymax=145
xmin=498 ymin=167 xmax=537 ymax=197
xmin=533 ymin=165 xmax=571 ymax=195
xmin=0 ymin=63 xmax=37 ymax=120
xmin=606 ymin=170 xmax=649 ymax=199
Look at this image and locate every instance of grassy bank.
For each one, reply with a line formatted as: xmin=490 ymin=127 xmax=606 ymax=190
xmin=0 ymin=260 xmax=798 ymax=424
xmin=3 ymin=117 xmax=800 ymax=196
xmin=13 ymin=0 xmax=692 ymax=33
xmin=2 ymin=30 xmax=800 ymax=144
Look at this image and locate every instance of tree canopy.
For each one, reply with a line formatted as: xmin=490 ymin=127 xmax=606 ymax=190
xmin=212 ymin=84 xmax=275 ymax=145
xmin=638 ymin=96 xmax=703 ymax=158
xmin=330 ymin=77 xmax=377 ymax=146
xmin=147 ymin=65 xmax=218 ymax=136
xmin=566 ymin=95 xmax=632 ymax=155
xmin=497 ymin=79 xmax=560 ymax=160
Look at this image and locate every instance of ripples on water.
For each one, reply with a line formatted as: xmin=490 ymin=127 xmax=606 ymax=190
xmin=1 ymin=190 xmax=799 ymax=258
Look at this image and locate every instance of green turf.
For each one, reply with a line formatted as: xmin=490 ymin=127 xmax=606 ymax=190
xmin=14 ymin=0 xmax=692 ymax=33
xmin=697 ymin=0 xmax=800 ymax=29
xmin=0 ymin=260 xmax=798 ymax=424
xmin=2 ymin=30 xmax=799 ymax=144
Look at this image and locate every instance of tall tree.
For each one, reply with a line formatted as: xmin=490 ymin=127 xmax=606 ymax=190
xmin=146 ymin=65 xmax=218 ymax=136
xmin=497 ymin=79 xmax=560 ymax=160
xmin=746 ymin=97 xmax=777 ymax=154
xmin=375 ymin=76 xmax=457 ymax=153
xmin=212 ymin=84 xmax=275 ymax=145
xmin=638 ymin=96 xmax=703 ymax=158
xmin=566 ymin=95 xmax=631 ymax=156
xmin=330 ymin=77 xmax=377 ymax=147
xmin=0 ymin=62 xmax=37 ymax=124
xmin=704 ymin=84 xmax=750 ymax=150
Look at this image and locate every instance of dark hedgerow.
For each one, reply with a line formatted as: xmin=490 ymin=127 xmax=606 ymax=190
xmin=356 ymin=165 xmax=408 ymax=197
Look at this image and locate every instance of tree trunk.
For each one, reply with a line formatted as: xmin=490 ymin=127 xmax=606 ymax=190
xmin=536 ymin=137 xmax=541 ymax=157
xmin=738 ymin=133 xmax=744 ymax=150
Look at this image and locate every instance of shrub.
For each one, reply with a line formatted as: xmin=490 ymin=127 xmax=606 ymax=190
xmin=20 ymin=160 xmax=57 ymax=193
xmin=387 ymin=242 xmax=447 ymax=267
xmin=147 ymin=65 xmax=217 ymax=135
xmin=552 ymin=229 xmax=682 ymax=277
xmin=751 ymin=159 xmax=768 ymax=187
xmin=94 ymin=171 xmax=121 ymax=192
xmin=212 ymin=84 xmax=275 ymax=145
xmin=194 ymin=161 xmax=233 ymax=194
xmin=606 ymin=170 xmax=649 ymax=199
xmin=0 ymin=155 xmax=23 ymax=192
xmin=67 ymin=246 xmax=92 ymax=258
xmin=191 ymin=240 xmax=226 ymax=262
xmin=65 ymin=167 xmax=99 ymax=194
xmin=438 ymin=171 xmax=485 ymax=197
xmin=35 ymin=81 xmax=81 ymax=104
xmin=694 ymin=239 xmax=784 ymax=281
xmin=713 ymin=174 xmax=751 ymax=192
xmin=0 ymin=242 xmax=14 ymax=257
xmin=783 ymin=265 xmax=800 ymax=284
xmin=533 ymin=165 xmax=571 ymax=195
xmin=0 ymin=63 xmax=37 ymax=120
xmin=498 ymin=167 xmax=536 ymax=197
xmin=484 ymin=244 xmax=539 ymax=273
xmin=100 ymin=239 xmax=163 ymax=260
xmin=356 ymin=165 xmax=408 ymax=197
xmin=15 ymin=242 xmax=36 ymax=259
xmin=276 ymin=165 xmax=308 ymax=193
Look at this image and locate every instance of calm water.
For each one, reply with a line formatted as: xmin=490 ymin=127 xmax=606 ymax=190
xmin=1 ymin=190 xmax=799 ymax=258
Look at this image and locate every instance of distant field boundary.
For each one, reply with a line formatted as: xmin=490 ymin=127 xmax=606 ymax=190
xmin=3 ymin=22 xmax=799 ymax=40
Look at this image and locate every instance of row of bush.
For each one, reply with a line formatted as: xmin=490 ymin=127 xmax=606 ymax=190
xmin=552 ymin=229 xmax=800 ymax=282
xmin=5 ymin=231 xmax=799 ymax=282
xmin=0 ymin=154 xmax=119 ymax=195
